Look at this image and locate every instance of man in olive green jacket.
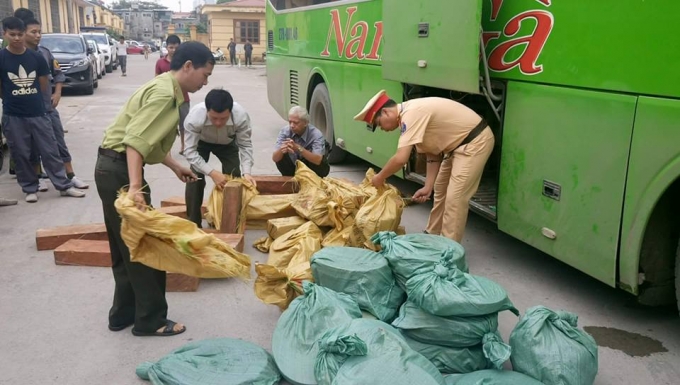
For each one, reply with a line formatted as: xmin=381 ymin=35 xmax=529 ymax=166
xmin=95 ymin=42 xmax=214 ymax=337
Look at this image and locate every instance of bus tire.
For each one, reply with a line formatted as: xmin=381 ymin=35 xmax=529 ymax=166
xmin=309 ymin=83 xmax=347 ymax=164
xmin=676 ymin=241 xmax=680 ymax=313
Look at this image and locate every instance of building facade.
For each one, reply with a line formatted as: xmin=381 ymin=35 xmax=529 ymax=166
xmin=112 ymin=7 xmax=172 ymax=41
xmin=3 ymin=0 xmax=123 ymax=35
xmin=202 ymin=0 xmax=266 ymax=61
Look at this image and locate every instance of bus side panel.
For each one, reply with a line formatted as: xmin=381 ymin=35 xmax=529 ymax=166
xmin=497 ymin=82 xmax=636 ymax=286
xmin=619 ymin=97 xmax=680 ymax=294
xmin=266 ymin=54 xmax=290 ymax=120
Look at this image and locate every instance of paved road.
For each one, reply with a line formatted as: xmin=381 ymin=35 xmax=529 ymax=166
xmin=0 ymin=55 xmax=678 ymax=384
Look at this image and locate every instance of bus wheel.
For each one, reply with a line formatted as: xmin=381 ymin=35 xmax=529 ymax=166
xmin=676 ymin=242 xmax=680 ymax=313
xmin=309 ymin=83 xmax=347 ymax=164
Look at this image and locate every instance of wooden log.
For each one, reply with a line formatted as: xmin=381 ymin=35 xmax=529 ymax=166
xmin=36 ymin=223 xmax=108 ymax=251
xmin=167 ymin=273 xmax=200 ymax=292
xmin=54 ymin=239 xmax=112 ymax=267
xmin=51 ymin=233 xmax=244 ymax=293
xmin=160 ymin=196 xmax=207 ymax=215
xmin=253 ymin=175 xmax=298 ymax=195
xmin=220 ymin=181 xmax=243 ymax=234
xmin=156 ymin=205 xmax=188 ymax=219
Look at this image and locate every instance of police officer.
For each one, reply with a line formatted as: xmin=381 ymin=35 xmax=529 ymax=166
xmin=354 ymin=90 xmax=495 ymax=242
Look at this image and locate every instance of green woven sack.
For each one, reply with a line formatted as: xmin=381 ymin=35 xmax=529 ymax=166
xmin=272 ymin=282 xmax=362 ymax=385
xmin=314 ymin=318 xmax=445 ymax=385
xmin=444 ymin=370 xmax=545 ymax=385
xmin=135 ymin=338 xmax=280 ymax=385
xmin=371 ymin=231 xmax=468 ymax=288
xmin=510 ymin=306 xmax=598 ymax=385
xmin=400 ymin=332 xmax=494 ymax=374
xmin=406 ymin=253 xmax=519 ymax=317
xmin=311 ymin=246 xmax=405 ymax=322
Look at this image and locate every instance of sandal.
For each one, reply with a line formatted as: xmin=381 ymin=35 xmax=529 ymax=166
xmin=108 ymin=321 xmax=134 ymax=332
xmin=131 ymin=320 xmax=186 ymax=337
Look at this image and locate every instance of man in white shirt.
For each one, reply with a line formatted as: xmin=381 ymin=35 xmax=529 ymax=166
xmin=183 ymin=89 xmax=256 ymax=227
xmin=117 ymin=37 xmax=128 ymax=76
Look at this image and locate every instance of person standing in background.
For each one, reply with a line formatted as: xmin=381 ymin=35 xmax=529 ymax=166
xmin=227 ymin=38 xmax=236 ymax=67
xmin=156 ymin=35 xmax=190 ymax=155
xmin=117 ymin=37 xmax=128 ymax=76
xmin=244 ymin=40 xmax=253 ymax=68
xmin=23 ymin=18 xmax=89 ymax=191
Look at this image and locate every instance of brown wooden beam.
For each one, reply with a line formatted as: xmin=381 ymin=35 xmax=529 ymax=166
xmin=36 ymin=223 xmax=108 ymax=251
xmin=220 ymin=181 xmax=243 ymax=234
xmin=253 ymin=175 xmax=298 ymax=195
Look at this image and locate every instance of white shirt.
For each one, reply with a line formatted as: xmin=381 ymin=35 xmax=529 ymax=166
xmin=116 ymin=43 xmax=128 ymax=56
xmin=183 ymin=101 xmax=254 ymax=176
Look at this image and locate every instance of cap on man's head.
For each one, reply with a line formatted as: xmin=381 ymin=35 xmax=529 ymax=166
xmin=353 ymin=90 xmax=390 ymax=130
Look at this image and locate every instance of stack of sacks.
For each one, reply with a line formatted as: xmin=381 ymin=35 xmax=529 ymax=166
xmin=382 ymin=244 xmax=518 ymax=374
xmin=310 ymin=247 xmax=406 ymax=322
xmin=314 ymin=318 xmax=445 ymax=385
xmin=371 ymin=231 xmax=468 ymax=289
xmin=271 ymin=282 xmax=362 ymax=385
xmin=254 ymin=221 xmax=323 ymax=310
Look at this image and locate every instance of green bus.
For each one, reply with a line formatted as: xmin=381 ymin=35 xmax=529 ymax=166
xmin=265 ymin=0 xmax=680 ymax=310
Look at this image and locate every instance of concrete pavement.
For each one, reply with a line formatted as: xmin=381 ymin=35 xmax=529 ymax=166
xmin=0 ymin=55 xmax=678 ymax=384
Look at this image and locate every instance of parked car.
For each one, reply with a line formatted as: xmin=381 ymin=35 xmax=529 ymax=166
xmin=81 ymin=32 xmax=117 ymax=73
xmin=87 ymin=40 xmax=106 ymax=79
xmin=127 ymin=44 xmax=145 ymax=55
xmin=40 ymin=34 xmax=98 ymax=95
xmin=160 ymin=41 xmax=168 ymax=58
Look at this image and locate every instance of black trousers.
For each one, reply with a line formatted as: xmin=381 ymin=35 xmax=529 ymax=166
xmin=245 ymin=53 xmax=252 ymax=66
xmin=185 ymin=140 xmax=241 ymax=227
xmin=94 ymin=152 xmax=167 ymax=333
xmin=229 ymin=51 xmax=236 ymax=65
xmin=276 ymin=153 xmax=330 ymax=178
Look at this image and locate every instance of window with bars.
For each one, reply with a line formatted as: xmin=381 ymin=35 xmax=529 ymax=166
xmin=50 ymin=0 xmax=61 ymax=32
xmin=28 ymin=0 xmax=41 ymax=23
xmin=234 ymin=20 xmax=260 ymax=44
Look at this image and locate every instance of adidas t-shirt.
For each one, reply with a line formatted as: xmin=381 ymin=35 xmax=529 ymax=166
xmin=0 ymin=48 xmax=49 ymax=117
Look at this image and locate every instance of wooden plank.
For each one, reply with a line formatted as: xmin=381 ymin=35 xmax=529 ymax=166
xmin=220 ymin=181 xmax=243 ymax=234
xmin=254 ymin=175 xmax=299 ymax=195
xmin=36 ymin=223 xmax=108 ymax=251
xmin=203 ymin=231 xmax=245 ymax=252
xmin=167 ymin=273 xmax=200 ymax=292
xmin=160 ymin=196 xmax=207 ymax=215
xmin=156 ymin=205 xmax=188 ymax=219
xmin=54 ymin=239 xmax=112 ymax=267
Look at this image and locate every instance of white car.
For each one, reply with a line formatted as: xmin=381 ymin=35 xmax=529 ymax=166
xmin=87 ymin=40 xmax=106 ymax=79
xmin=81 ymin=32 xmax=117 ymax=73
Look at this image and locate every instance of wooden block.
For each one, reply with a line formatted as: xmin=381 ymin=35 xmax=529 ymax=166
xmin=160 ymin=196 xmax=207 ymax=215
xmin=156 ymin=205 xmax=188 ymax=219
xmin=36 ymin=223 xmax=108 ymax=251
xmin=203 ymin=231 xmax=245 ymax=252
xmin=54 ymin=239 xmax=112 ymax=267
xmin=167 ymin=273 xmax=200 ymax=292
xmin=254 ymin=175 xmax=299 ymax=195
xmin=220 ymin=182 xmax=243 ymax=234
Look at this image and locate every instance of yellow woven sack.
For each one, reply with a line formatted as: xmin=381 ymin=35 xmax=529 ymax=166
xmin=350 ymin=186 xmax=405 ymax=250
xmin=254 ymin=262 xmax=312 ymax=310
xmin=321 ymin=217 xmax=357 ymax=247
xmin=267 ymin=221 xmax=322 ymax=268
xmin=253 ymin=236 xmax=274 ymax=253
xmin=291 ymin=162 xmax=337 ymax=227
xmin=246 ymin=194 xmax=299 ymax=229
xmin=323 ymin=177 xmax=369 ymax=216
xmin=205 ymin=177 xmax=259 ymax=231
xmin=267 ymin=216 xmax=308 ymax=239
xmin=114 ymin=191 xmax=251 ymax=279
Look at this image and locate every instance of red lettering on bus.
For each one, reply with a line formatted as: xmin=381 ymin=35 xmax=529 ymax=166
xmin=536 ymin=0 xmax=551 ymax=6
xmin=321 ymin=7 xmax=358 ymax=57
xmin=345 ymin=21 xmax=369 ymax=59
xmin=482 ymin=31 xmax=501 ymax=48
xmin=365 ymin=22 xmax=383 ymax=60
xmin=487 ymin=10 xmax=553 ymax=75
xmin=490 ymin=0 xmax=504 ymax=21
xmin=321 ymin=7 xmax=383 ymax=61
